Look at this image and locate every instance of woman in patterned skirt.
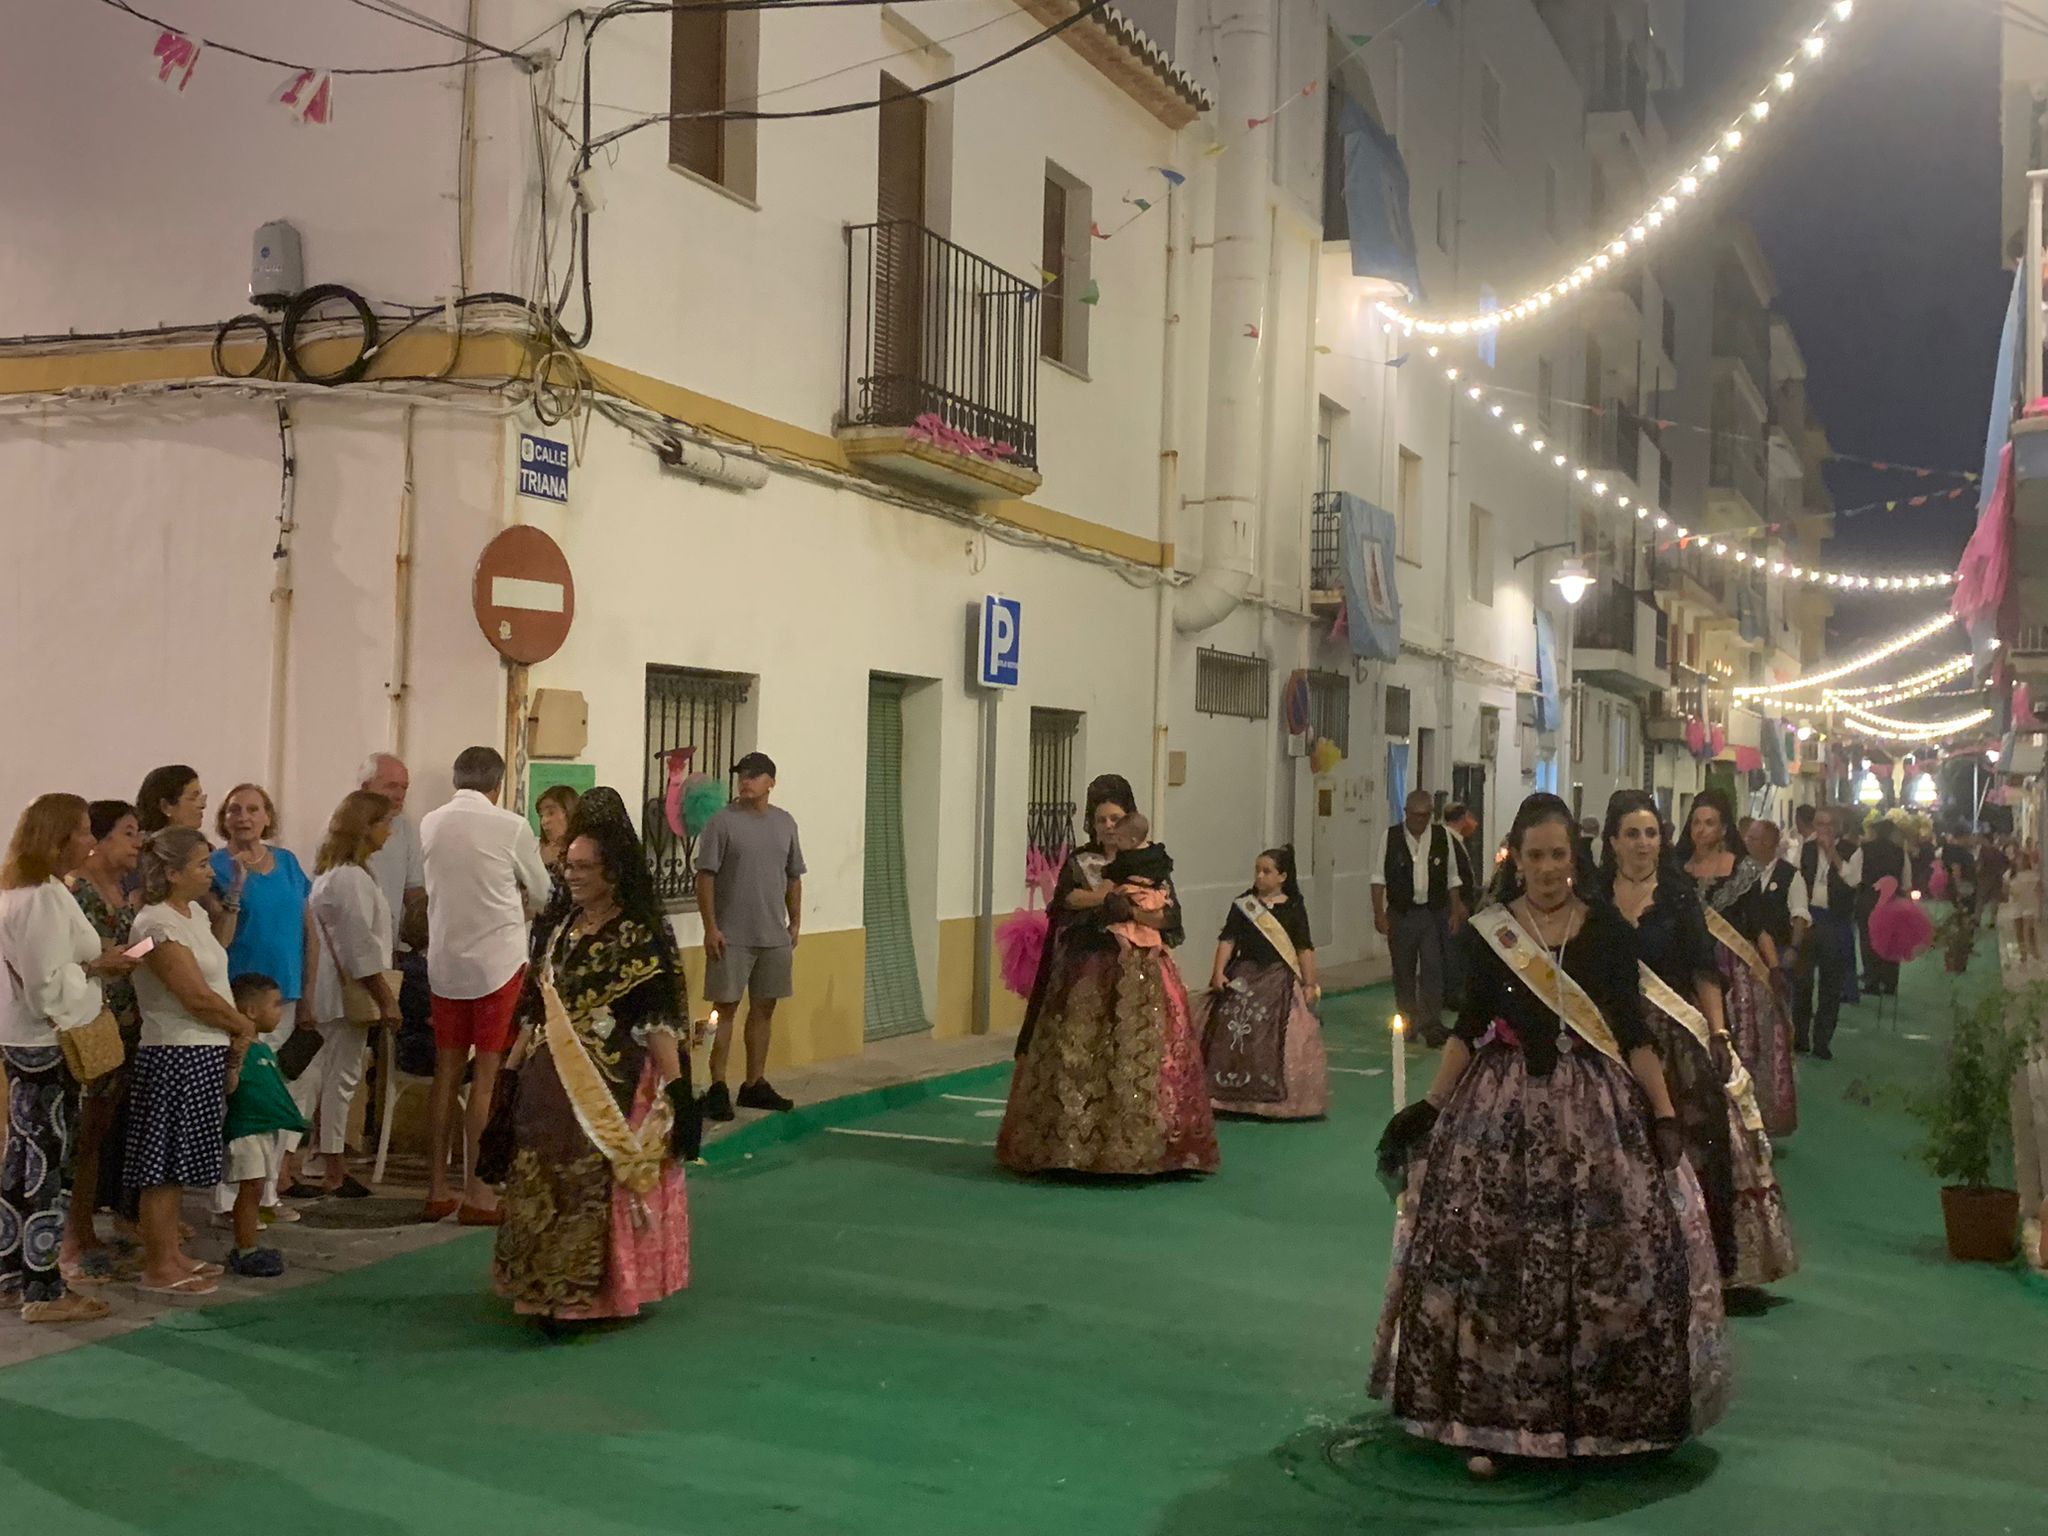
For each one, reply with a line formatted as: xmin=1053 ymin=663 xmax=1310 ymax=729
xmin=997 ymin=775 xmax=1218 ymax=1177
xmin=1199 ymin=846 xmax=1327 ymax=1119
xmin=1372 ymin=793 xmax=1729 ymax=1475
xmin=1615 ymin=791 xmax=1797 ymax=1295
xmin=494 ymin=806 xmax=695 ymax=1328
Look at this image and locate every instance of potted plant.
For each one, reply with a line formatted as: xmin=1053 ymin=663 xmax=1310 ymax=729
xmin=1911 ymin=987 xmax=2038 ymax=1261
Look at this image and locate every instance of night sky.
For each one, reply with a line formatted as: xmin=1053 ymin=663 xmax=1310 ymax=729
xmin=1682 ymin=0 xmax=2007 ymax=645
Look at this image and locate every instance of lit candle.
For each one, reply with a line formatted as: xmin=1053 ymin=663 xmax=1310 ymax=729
xmin=1392 ymin=1014 xmax=1408 ymax=1107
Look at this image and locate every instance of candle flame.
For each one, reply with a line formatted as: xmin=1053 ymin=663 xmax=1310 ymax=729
xmin=1392 ymin=1014 xmax=1407 ymax=1034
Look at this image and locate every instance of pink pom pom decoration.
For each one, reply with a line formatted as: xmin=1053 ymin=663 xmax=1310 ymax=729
xmin=995 ymin=908 xmax=1050 ymax=998
xmin=1868 ymin=876 xmax=1936 ymax=963
xmin=1929 ymin=861 xmax=1950 ymax=900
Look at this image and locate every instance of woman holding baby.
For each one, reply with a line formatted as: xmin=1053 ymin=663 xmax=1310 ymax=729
xmin=996 ymin=775 xmax=1219 ymax=1178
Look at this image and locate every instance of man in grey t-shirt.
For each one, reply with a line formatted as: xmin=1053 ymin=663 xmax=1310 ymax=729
xmin=695 ymin=752 xmax=806 ymax=1120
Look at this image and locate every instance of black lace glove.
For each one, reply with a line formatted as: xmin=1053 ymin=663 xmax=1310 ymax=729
xmin=1710 ymin=1032 xmax=1734 ymax=1080
xmin=1651 ymin=1115 xmax=1684 ymax=1171
xmin=1375 ymin=1099 xmax=1440 ymax=1198
xmin=666 ymin=1073 xmax=704 ymax=1162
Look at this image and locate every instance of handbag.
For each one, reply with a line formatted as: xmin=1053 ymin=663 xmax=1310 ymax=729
xmin=342 ymin=970 xmax=403 ymax=1027
xmin=2 ymin=953 xmax=124 ymax=1084
xmin=276 ymin=1023 xmax=326 ymax=1081
xmin=474 ymin=1064 xmax=521 ymax=1186
xmin=58 ymin=1009 xmax=126 ymax=1084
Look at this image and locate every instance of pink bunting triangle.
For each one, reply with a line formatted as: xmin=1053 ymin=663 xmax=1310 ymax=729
xmin=153 ymin=30 xmax=200 ymax=91
xmin=274 ymin=68 xmax=335 ymax=125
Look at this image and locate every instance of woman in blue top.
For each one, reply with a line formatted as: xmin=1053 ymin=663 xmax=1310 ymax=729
xmin=209 ymin=784 xmax=314 ymax=1220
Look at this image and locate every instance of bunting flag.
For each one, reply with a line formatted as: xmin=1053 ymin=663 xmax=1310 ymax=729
xmin=1078 ymin=278 xmax=1101 ymax=306
xmin=1039 ymin=268 xmax=1060 ymax=289
xmin=274 ymin=68 xmax=334 ymax=125
xmin=1153 ymin=166 xmax=1186 ymax=187
xmin=153 ymin=30 xmax=200 ymax=91
xmin=1089 ymin=221 xmax=1107 ymax=239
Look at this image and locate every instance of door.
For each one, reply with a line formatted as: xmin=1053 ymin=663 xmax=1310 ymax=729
xmin=874 ymin=73 xmax=927 ymax=426
xmin=864 ymin=678 xmax=929 ymax=1040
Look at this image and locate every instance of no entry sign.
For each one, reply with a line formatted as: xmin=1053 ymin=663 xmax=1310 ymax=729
xmin=472 ymin=525 xmax=575 ymax=664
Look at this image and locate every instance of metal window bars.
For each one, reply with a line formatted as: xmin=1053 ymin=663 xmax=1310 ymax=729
xmin=1195 ymin=647 xmax=1271 ymax=720
xmin=642 ymin=664 xmax=751 ymax=905
xmin=1026 ymin=708 xmax=1082 ymax=863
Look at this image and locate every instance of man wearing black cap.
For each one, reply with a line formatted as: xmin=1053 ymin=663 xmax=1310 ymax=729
xmin=695 ymin=752 xmax=806 ymax=1118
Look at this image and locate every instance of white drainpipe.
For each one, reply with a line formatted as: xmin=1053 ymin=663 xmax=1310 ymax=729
xmin=1150 ymin=171 xmax=1186 ymax=831
xmin=1176 ymin=0 xmax=1274 ymax=634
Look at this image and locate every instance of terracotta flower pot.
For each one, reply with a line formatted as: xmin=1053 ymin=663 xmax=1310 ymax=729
xmin=1940 ymin=1185 xmax=2019 ymax=1262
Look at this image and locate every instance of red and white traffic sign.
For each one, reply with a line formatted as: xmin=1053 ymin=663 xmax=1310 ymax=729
xmin=472 ymin=525 xmax=574 ymax=664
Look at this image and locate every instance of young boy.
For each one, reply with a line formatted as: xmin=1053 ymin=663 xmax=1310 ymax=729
xmin=1101 ymin=812 xmax=1174 ymax=951
xmin=222 ymin=974 xmax=311 ymax=1279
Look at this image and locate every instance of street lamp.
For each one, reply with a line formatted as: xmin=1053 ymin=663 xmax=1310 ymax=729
xmin=1513 ymin=540 xmax=1594 ymax=606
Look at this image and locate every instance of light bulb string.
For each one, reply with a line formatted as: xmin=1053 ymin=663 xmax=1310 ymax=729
xmin=1436 ymin=361 xmax=1960 ymax=591
xmin=1378 ymin=2 xmax=1860 ymax=336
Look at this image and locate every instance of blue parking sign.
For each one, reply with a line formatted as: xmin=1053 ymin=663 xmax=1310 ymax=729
xmin=978 ymin=595 xmax=1021 ymax=689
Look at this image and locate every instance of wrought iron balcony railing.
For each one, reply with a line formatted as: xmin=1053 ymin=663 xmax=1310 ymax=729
xmin=842 ymin=221 xmax=1039 ymax=470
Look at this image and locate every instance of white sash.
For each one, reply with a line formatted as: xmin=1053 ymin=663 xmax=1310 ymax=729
xmin=1470 ymin=905 xmax=1625 ymax=1064
xmin=1637 ymin=961 xmax=1767 ymax=1133
xmin=1234 ymin=894 xmax=1302 ymax=979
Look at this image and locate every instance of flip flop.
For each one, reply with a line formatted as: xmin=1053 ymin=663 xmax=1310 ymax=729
xmin=184 ymin=1260 xmax=225 ymax=1280
xmin=139 ymin=1273 xmax=218 ymax=1298
xmin=61 ymin=1250 xmax=117 ymax=1286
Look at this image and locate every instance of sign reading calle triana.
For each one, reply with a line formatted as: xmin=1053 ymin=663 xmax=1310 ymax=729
xmin=517 ymin=434 xmax=570 ymax=503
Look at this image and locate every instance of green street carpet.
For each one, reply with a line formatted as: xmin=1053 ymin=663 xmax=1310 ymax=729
xmin=2 ymin=946 xmax=2044 ymax=1535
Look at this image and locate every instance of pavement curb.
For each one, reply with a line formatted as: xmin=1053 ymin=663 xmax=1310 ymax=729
xmin=696 ymin=1059 xmax=1015 ymax=1169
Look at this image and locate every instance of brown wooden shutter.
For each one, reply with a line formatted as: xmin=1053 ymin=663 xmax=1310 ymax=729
xmin=1041 ymin=176 xmax=1067 ymax=361
xmin=873 ymin=75 xmax=928 ymax=423
xmin=670 ymin=3 xmax=726 ymax=183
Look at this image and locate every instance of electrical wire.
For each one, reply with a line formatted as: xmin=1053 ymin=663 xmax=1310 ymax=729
xmin=93 ymin=0 xmax=530 ymax=75
xmin=332 ymin=0 xmax=527 ymax=62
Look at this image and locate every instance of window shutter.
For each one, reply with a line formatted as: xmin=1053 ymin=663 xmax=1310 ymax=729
xmin=669 ymin=3 xmax=726 ymax=182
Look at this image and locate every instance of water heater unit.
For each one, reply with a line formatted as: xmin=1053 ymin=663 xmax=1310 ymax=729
xmin=250 ymin=221 xmax=304 ymax=311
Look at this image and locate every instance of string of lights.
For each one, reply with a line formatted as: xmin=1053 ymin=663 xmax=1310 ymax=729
xmin=1438 ymin=360 xmax=1960 ymax=591
xmin=1375 ymin=1 xmax=1860 ymax=337
xmin=1837 ymin=705 xmax=1996 ymax=742
xmin=1743 ymin=655 xmax=1975 ymax=709
xmin=1731 ymin=612 xmax=1959 ymax=698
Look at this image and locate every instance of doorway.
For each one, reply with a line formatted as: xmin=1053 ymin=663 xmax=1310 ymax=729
xmin=864 ymin=676 xmax=931 ymax=1040
xmin=1453 ymin=762 xmax=1488 ymax=875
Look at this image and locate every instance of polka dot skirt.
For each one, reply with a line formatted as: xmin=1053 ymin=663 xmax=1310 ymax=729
xmin=123 ymin=1045 xmax=229 ymax=1190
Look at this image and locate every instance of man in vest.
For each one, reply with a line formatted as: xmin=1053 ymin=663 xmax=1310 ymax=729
xmin=1745 ymin=818 xmax=1810 ymax=981
xmin=1373 ymin=790 xmax=1468 ymax=1046
xmin=1793 ymin=805 xmax=1861 ymax=1060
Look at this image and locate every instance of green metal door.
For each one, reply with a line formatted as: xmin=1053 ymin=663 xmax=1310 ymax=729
xmin=864 ymin=678 xmax=929 ymax=1040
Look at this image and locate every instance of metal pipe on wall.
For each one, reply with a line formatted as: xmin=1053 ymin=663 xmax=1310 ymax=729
xmin=1150 ymin=170 xmax=1186 ymax=833
xmin=265 ymin=401 xmax=298 ymax=799
xmin=388 ymin=405 xmax=417 ymax=760
xmin=1177 ymin=0 xmax=1274 ymax=634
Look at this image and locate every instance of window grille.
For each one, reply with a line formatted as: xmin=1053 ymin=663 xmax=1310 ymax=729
xmin=1027 ymin=708 xmax=1082 ymax=862
xmin=642 ymin=664 xmax=751 ymax=904
xmin=1195 ymin=648 xmax=1271 ymax=721
xmin=1307 ymin=670 xmax=1350 ymax=755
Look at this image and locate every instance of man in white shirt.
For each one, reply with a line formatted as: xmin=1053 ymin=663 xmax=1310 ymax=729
xmin=420 ymin=746 xmax=551 ymax=1223
xmin=1792 ymin=805 xmax=1861 ymax=1060
xmin=1371 ymin=790 xmax=1468 ymax=1046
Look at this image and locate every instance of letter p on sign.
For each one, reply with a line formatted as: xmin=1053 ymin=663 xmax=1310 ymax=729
xmin=978 ymin=595 xmax=1022 ymax=690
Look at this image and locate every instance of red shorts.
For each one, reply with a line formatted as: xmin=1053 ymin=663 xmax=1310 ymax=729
xmin=430 ymin=968 xmax=526 ymax=1055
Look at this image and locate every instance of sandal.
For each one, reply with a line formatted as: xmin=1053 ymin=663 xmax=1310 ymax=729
xmin=22 ymin=1291 xmax=113 ymax=1324
xmin=260 ymin=1205 xmax=301 ymax=1225
xmin=61 ymin=1250 xmax=116 ymax=1287
xmin=138 ymin=1273 xmax=217 ymax=1299
xmin=185 ymin=1260 xmax=225 ymax=1280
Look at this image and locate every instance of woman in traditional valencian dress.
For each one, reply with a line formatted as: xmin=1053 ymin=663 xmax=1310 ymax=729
xmin=1692 ymin=795 xmax=1799 ymax=1141
xmin=1199 ymin=847 xmax=1328 ymax=1120
xmin=1373 ymin=793 xmax=1728 ymax=1476
xmin=1609 ymin=792 xmax=1797 ymax=1295
xmin=997 ymin=775 xmax=1219 ymax=1177
xmin=493 ymin=806 xmax=697 ymax=1329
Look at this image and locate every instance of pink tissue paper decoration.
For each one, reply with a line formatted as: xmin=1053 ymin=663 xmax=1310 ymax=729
xmin=153 ymin=31 xmax=200 ymax=91
xmin=995 ymin=909 xmax=1050 ymax=998
xmin=1868 ymin=876 xmax=1936 ymax=963
xmin=1929 ymin=860 xmax=1950 ymax=901
xmin=274 ymin=69 xmax=335 ymax=125
xmin=1684 ymin=717 xmax=1706 ymax=757
xmin=1710 ymin=725 xmax=1728 ymax=759
xmin=662 ymin=748 xmax=696 ymax=841
xmin=904 ymin=412 xmax=1018 ymax=464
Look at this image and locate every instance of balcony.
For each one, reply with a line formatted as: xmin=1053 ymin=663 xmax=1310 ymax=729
xmin=1709 ymin=434 xmax=1768 ymax=522
xmin=1588 ymin=272 xmax=1644 ymax=355
xmin=838 ymin=221 xmax=1043 ymax=503
xmin=1590 ymin=51 xmax=1650 ymax=137
xmin=1588 ymin=399 xmax=1647 ymax=486
xmin=1713 ymin=309 xmax=1771 ymax=402
xmin=1573 ymin=578 xmax=1667 ymax=699
xmin=2010 ymin=415 xmax=2048 ymax=638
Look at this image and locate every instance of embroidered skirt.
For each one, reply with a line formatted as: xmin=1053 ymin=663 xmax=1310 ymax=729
xmin=997 ymin=942 xmax=1220 ymax=1177
xmin=1370 ymin=1042 xmax=1731 ymax=1458
xmin=1720 ymin=948 xmax=1799 ymax=1138
xmin=1198 ymin=960 xmax=1328 ymax=1119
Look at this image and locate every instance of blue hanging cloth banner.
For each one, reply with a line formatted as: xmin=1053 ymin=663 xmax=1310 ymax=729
xmin=1761 ymin=715 xmax=1791 ymax=788
xmin=1337 ymin=92 xmax=1422 ymax=299
xmin=1386 ymin=740 xmax=1411 ymax=827
xmin=1533 ymin=611 xmax=1560 ymax=733
xmin=1337 ymin=492 xmax=1403 ymax=663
